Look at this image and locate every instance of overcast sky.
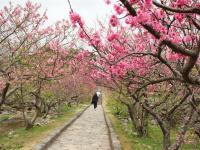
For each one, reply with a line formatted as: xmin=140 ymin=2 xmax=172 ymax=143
xmin=0 ymin=0 xmax=113 ymax=26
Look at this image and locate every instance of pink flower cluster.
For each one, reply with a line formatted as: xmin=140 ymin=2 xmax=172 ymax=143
xmin=125 ymin=9 xmax=150 ymax=26
xmin=114 ymin=5 xmax=124 ymax=15
xmin=12 ymin=7 xmax=21 ymax=16
xmin=90 ymin=32 xmax=101 ymax=47
xmin=167 ymin=52 xmax=185 ymax=62
xmin=176 ymin=0 xmax=190 ymax=7
xmin=69 ymin=11 xmax=84 ymax=27
xmin=174 ymin=13 xmax=184 ymax=22
xmin=49 ymin=40 xmax=60 ymax=51
xmin=109 ymin=15 xmax=119 ymax=27
xmin=144 ymin=0 xmax=152 ymax=8
xmin=107 ymin=33 xmax=119 ymax=41
xmin=78 ymin=29 xmax=86 ymax=39
xmin=137 ymin=9 xmax=150 ymax=23
xmin=75 ymin=51 xmax=89 ymax=61
xmin=129 ymin=0 xmax=138 ymax=5
xmin=125 ymin=16 xmax=137 ymax=27
xmin=104 ymin=0 xmax=111 ymax=5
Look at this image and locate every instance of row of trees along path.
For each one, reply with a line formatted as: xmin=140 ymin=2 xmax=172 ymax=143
xmin=1 ymin=0 xmax=200 ymax=150
xmin=67 ymin=0 xmax=200 ymax=149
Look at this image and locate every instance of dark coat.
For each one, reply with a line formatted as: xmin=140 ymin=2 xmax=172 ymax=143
xmin=91 ymin=93 xmax=99 ymax=104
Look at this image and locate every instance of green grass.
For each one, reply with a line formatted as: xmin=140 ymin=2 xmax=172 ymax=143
xmin=0 ymin=104 xmax=86 ymax=150
xmin=105 ymin=94 xmax=200 ymax=150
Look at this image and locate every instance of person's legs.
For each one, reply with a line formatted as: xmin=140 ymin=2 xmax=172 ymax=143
xmin=94 ymin=103 xmax=97 ymax=109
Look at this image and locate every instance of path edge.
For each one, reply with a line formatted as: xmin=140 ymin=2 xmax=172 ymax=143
xmin=102 ymin=105 xmax=122 ymax=150
xmin=32 ymin=105 xmax=90 ymax=150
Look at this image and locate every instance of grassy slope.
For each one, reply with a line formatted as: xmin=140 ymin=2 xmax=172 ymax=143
xmin=104 ymin=94 xmax=200 ymax=150
xmin=0 ymin=104 xmax=86 ymax=150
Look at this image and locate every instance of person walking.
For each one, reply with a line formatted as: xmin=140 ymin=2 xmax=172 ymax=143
xmin=91 ymin=92 xmax=100 ymax=109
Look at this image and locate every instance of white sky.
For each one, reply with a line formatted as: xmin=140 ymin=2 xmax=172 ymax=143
xmin=0 ymin=0 xmax=113 ymax=27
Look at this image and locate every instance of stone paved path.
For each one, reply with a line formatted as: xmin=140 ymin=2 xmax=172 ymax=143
xmin=47 ymin=105 xmax=111 ymax=150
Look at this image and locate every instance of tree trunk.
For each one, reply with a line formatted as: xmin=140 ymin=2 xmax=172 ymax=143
xmin=23 ymin=108 xmax=40 ymax=130
xmin=127 ymin=103 xmax=148 ymax=137
xmin=142 ymin=108 xmax=149 ymax=136
xmin=163 ymin=130 xmax=170 ymax=150
xmin=0 ymin=83 xmax=10 ymax=110
xmin=142 ymin=102 xmax=171 ymax=149
xmin=169 ymin=108 xmax=194 ymax=150
xmin=43 ymin=105 xmax=50 ymax=119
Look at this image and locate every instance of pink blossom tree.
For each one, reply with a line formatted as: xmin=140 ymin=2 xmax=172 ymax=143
xmin=0 ymin=1 xmax=94 ymax=130
xmin=67 ymin=0 xmax=200 ymax=148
